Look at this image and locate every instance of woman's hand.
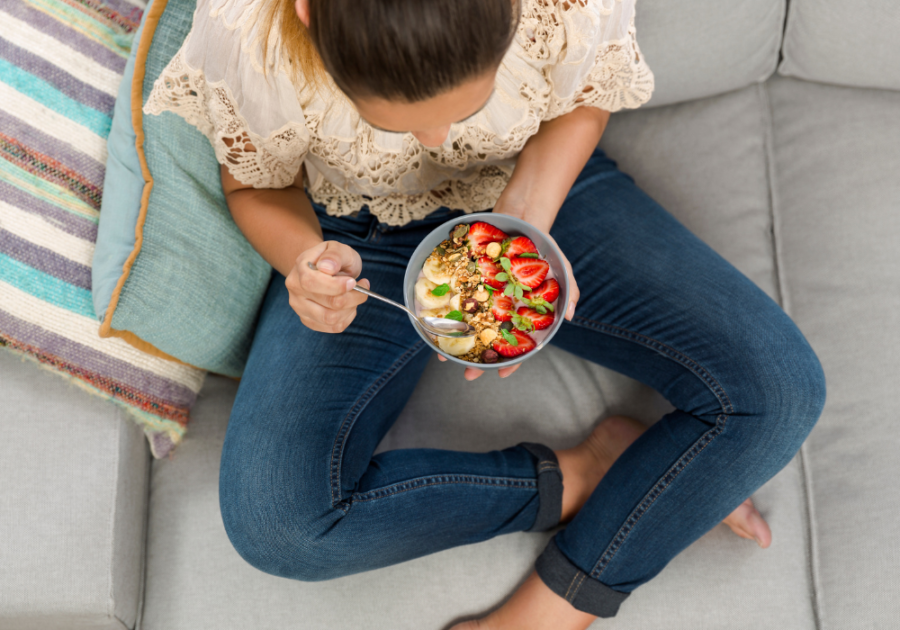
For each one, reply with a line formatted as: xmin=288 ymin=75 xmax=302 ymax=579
xmin=285 ymin=240 xmax=370 ymax=333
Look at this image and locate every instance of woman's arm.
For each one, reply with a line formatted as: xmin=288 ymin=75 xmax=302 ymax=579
xmin=495 ymin=106 xmax=610 ymax=233
xmin=221 ymin=165 xmax=323 ymax=277
xmin=221 ymin=165 xmax=368 ymax=333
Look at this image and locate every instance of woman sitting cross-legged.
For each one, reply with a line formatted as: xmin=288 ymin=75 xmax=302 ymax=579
xmin=144 ymin=0 xmax=826 ymax=627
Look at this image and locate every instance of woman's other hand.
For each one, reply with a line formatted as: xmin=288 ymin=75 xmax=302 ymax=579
xmin=285 ymin=240 xmax=369 ymax=333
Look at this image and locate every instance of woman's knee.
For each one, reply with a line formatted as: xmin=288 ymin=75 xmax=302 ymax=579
xmin=218 ymin=442 xmax=360 ymax=582
xmin=219 ymin=479 xmax=354 ymax=581
xmin=735 ymin=322 xmax=827 ymax=460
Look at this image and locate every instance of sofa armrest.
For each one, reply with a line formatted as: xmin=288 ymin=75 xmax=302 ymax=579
xmin=0 ymin=352 xmax=150 ymax=630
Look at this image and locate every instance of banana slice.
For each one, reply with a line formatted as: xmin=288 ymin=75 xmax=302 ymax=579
xmin=420 ymin=306 xmax=451 ymax=319
xmin=449 ymin=293 xmax=461 ymax=312
xmin=415 ymin=278 xmax=452 ymax=309
xmin=422 ymin=256 xmax=452 ymax=284
xmin=437 ymin=334 xmax=476 ymax=356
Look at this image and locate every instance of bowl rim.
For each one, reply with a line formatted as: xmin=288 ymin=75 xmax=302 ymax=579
xmin=403 ymin=213 xmax=570 ymax=369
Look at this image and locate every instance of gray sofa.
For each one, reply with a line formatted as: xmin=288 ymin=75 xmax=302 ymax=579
xmin=3 ymin=0 xmax=899 ymax=628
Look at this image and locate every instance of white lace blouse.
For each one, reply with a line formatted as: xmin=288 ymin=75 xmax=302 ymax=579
xmin=145 ymin=0 xmax=654 ymax=226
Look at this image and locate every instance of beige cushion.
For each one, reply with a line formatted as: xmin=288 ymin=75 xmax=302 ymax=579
xmin=779 ymin=1 xmax=900 ymax=92
xmin=637 ymin=0 xmax=785 ymax=108
xmin=769 ymin=76 xmax=900 ymax=627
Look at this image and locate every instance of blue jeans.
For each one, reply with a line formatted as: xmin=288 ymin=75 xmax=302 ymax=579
xmin=219 ymin=149 xmax=826 ymax=617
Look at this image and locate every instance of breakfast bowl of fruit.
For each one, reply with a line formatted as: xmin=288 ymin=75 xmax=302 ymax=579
xmin=403 ymin=214 xmax=570 ymax=369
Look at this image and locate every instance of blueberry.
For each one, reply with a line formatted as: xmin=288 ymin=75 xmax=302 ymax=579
xmin=500 ymin=321 xmax=513 ymax=332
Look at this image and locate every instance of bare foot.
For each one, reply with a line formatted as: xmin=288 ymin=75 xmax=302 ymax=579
xmin=450 ymin=571 xmax=595 ymax=630
xmin=555 ymin=415 xmax=647 ymax=523
xmin=556 ymin=416 xmax=772 ymax=546
xmin=450 ymin=417 xmax=773 ymax=630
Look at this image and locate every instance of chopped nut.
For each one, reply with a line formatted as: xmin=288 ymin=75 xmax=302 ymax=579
xmin=474 ymin=289 xmax=490 ymax=302
xmin=485 ymin=242 xmax=502 ymax=258
xmin=462 ymin=298 xmax=479 ymax=314
xmin=480 ymin=329 xmax=498 ymax=344
xmin=481 ymin=349 xmax=499 ymax=364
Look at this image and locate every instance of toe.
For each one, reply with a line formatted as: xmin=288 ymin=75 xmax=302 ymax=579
xmin=723 ymin=499 xmax=772 ymax=548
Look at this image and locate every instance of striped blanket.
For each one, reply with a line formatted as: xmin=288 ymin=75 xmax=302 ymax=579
xmin=0 ymin=0 xmax=206 ymax=458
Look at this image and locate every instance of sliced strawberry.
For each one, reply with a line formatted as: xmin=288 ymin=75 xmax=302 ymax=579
xmin=504 ymin=236 xmax=538 ymax=258
xmin=516 ymin=306 xmax=555 ymax=331
xmin=478 ymin=256 xmax=506 ymax=290
xmin=531 ymin=278 xmax=560 ymax=303
xmin=468 ymin=222 xmax=508 ymax=256
xmin=509 ymin=257 xmax=549 ymax=289
xmin=491 ymin=295 xmax=515 ymax=322
xmin=493 ymin=329 xmax=537 ymax=358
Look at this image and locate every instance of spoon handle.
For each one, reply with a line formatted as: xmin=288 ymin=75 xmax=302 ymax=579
xmin=350 ymin=284 xmax=416 ymax=317
xmin=306 ymin=261 xmax=415 ymax=318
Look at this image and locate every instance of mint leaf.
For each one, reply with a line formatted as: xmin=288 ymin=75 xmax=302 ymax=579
xmin=504 ymin=284 xmax=515 ymax=297
xmin=444 ymin=310 xmax=464 ymax=321
xmin=501 ymin=328 xmax=519 ymax=346
xmin=484 ymin=284 xmax=495 ymax=295
xmin=518 ymin=252 xmax=540 ymax=259
xmin=500 ymin=257 xmax=512 ymax=272
xmin=495 ymin=272 xmax=509 ymax=282
xmin=431 ymin=283 xmax=451 ymax=296
xmin=512 ymin=314 xmax=534 ymax=332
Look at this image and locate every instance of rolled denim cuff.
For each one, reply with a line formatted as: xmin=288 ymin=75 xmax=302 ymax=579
xmin=518 ymin=442 xmax=563 ymax=532
xmin=535 ymin=538 xmax=630 ymax=618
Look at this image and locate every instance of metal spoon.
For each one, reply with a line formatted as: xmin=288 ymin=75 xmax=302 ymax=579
xmin=306 ymin=262 xmax=477 ymax=338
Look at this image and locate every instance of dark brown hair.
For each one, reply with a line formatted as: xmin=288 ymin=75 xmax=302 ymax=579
xmin=262 ymin=0 xmax=521 ymax=102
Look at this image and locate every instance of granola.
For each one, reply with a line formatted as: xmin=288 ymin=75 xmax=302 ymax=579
xmin=413 ymin=221 xmax=561 ymax=363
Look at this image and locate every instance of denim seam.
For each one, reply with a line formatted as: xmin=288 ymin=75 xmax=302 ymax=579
xmin=568 ymin=316 xmax=736 ymax=416
xmin=589 ymin=413 xmax=728 ymax=579
xmin=351 ymin=474 xmax=537 ymax=503
xmin=565 ymin=572 xmax=588 ymax=603
xmin=563 ymin=315 xmax=736 ymax=581
xmin=329 ymin=341 xmax=427 ymax=510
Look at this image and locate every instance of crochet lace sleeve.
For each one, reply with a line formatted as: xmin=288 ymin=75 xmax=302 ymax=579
xmin=522 ymin=0 xmax=655 ymax=119
xmin=143 ymin=0 xmax=309 ymax=189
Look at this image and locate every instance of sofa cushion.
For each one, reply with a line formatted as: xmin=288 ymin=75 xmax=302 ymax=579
xmin=779 ymin=1 xmax=900 ymax=92
xmin=637 ymin=0 xmax=785 ymax=108
xmin=769 ymin=76 xmax=900 ymax=628
xmin=139 ymin=84 xmax=816 ymax=630
xmin=95 ymin=0 xmax=271 ymax=378
xmin=0 ymin=352 xmax=149 ymax=630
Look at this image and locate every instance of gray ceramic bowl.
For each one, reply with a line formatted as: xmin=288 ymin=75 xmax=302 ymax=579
xmin=403 ymin=214 xmax=570 ymax=369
